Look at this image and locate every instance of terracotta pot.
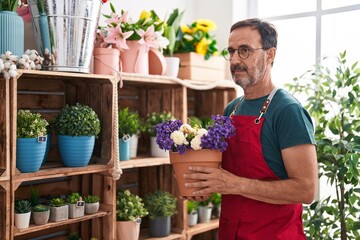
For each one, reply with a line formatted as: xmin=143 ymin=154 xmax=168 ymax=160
xmin=169 ymin=149 xmax=222 ymax=197
xmin=120 ymin=41 xmax=149 ymax=74
xmin=116 ymin=219 xmax=141 ymax=240
xmin=93 ymin=48 xmax=120 ymax=75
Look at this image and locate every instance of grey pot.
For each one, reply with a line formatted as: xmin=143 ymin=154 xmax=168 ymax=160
xmin=68 ymin=203 xmax=85 ymax=218
xmin=85 ymin=202 xmax=99 ymax=214
xmin=149 ymin=216 xmax=171 ymax=237
xmin=33 ymin=210 xmax=50 ymax=225
xmin=50 ymin=205 xmax=68 ymax=222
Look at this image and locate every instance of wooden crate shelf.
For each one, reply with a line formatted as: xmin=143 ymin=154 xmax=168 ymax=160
xmin=186 ymin=219 xmax=219 ymax=240
xmin=14 ymin=210 xmax=109 ymax=236
xmin=120 ymin=157 xmax=170 ymax=169
xmin=4 ymin=70 xmax=118 ymax=240
xmin=9 ymin=70 xmax=117 ymax=176
xmin=116 ymin=73 xmax=237 ymax=240
xmin=12 ymin=164 xmax=112 ymax=185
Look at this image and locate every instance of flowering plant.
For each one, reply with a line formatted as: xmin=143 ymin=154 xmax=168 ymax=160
xmin=155 ymin=114 xmax=235 ymax=154
xmin=96 ymin=3 xmax=169 ymax=52
xmin=175 ymin=19 xmax=219 ymax=60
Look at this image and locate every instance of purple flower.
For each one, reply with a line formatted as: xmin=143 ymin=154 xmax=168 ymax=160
xmin=155 ymin=115 xmax=236 ymax=155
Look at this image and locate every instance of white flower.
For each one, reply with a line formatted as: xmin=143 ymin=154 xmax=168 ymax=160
xmin=196 ymin=128 xmax=208 ymax=137
xmin=190 ymin=136 xmax=202 ymax=150
xmin=170 ymin=131 xmax=189 ymax=146
xmin=179 ymin=124 xmax=196 ymax=134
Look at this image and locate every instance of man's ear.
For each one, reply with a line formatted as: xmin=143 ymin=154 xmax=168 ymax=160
xmin=267 ymin=47 xmax=276 ymax=64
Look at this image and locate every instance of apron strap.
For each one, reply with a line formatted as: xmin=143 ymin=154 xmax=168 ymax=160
xmin=230 ymin=88 xmax=280 ymax=123
xmin=254 ymin=87 xmax=279 ymax=124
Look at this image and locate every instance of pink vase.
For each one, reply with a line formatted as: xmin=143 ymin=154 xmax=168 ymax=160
xmin=120 ymin=41 xmax=149 ymax=74
xmin=149 ymin=48 xmax=167 ymax=75
xmin=93 ymin=48 xmax=120 ymax=75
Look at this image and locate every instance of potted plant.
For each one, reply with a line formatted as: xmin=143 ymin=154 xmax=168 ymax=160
xmin=209 ymin=192 xmax=221 ymax=218
xmin=49 ymin=197 xmax=68 ymax=222
xmin=32 ymin=204 xmax=50 ymax=225
xmin=84 ymin=195 xmax=100 ymax=214
xmin=144 ymin=111 xmax=174 ymax=157
xmin=198 ymin=198 xmax=213 ymax=223
xmin=286 ymin=51 xmax=360 ymax=240
xmin=54 ymin=103 xmax=101 ymax=167
xmin=14 ymin=199 xmax=32 ymax=229
xmin=187 ymin=200 xmax=199 ymax=227
xmin=155 ymin=114 xmax=235 ymax=197
xmin=66 ymin=192 xmax=85 ymax=218
xmin=118 ymin=107 xmax=141 ymax=160
xmin=144 ymin=190 xmax=177 ymax=237
xmin=116 ymin=190 xmax=148 ymax=240
xmin=100 ymin=4 xmax=168 ymax=74
xmin=16 ymin=109 xmax=48 ymax=172
xmin=163 ymin=8 xmax=185 ymax=77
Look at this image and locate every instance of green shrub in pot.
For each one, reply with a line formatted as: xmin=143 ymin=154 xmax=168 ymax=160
xmin=144 ymin=111 xmax=174 ymax=137
xmin=144 ymin=190 xmax=177 ymax=237
xmin=16 ymin=109 xmax=49 ymax=172
xmin=54 ymin=103 xmax=101 ymax=167
xmin=54 ymin=103 xmax=100 ymax=137
xmin=116 ymin=190 xmax=148 ymax=221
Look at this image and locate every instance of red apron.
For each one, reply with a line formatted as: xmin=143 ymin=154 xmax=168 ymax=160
xmin=219 ymin=89 xmax=306 ymax=240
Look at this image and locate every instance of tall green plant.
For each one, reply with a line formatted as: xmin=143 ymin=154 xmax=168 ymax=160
xmin=163 ymin=8 xmax=185 ymax=57
xmin=286 ymin=51 xmax=360 ymax=240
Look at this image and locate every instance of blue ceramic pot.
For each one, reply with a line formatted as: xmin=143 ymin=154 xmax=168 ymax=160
xmin=42 ymin=133 xmax=52 ymax=165
xmin=119 ymin=138 xmax=130 ymax=161
xmin=0 ymin=11 xmax=24 ymax=56
xmin=16 ymin=138 xmax=46 ymax=172
xmin=57 ymin=135 xmax=95 ymax=167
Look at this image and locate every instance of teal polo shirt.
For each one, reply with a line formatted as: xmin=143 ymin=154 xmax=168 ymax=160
xmin=224 ymin=89 xmax=316 ymax=179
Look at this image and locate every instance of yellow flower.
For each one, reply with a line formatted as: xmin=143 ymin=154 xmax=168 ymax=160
xmin=194 ymin=19 xmax=216 ymax=33
xmin=181 ymin=25 xmax=193 ymax=34
xmin=139 ymin=10 xmax=151 ymax=21
xmin=195 ymin=37 xmax=208 ymax=55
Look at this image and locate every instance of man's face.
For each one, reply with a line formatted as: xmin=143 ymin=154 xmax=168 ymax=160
xmin=228 ymin=27 xmax=267 ymax=89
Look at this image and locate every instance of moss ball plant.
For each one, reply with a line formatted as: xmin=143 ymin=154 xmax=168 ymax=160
xmin=54 ymin=103 xmax=100 ymax=137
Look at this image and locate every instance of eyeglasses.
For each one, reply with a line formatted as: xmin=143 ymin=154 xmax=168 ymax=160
xmin=222 ymin=46 xmax=265 ymax=61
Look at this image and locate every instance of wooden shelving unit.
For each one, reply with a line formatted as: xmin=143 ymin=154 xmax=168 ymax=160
xmin=117 ymin=73 xmax=237 ymax=240
xmin=0 ymin=70 xmax=237 ymax=239
xmin=2 ymin=70 xmax=118 ymax=240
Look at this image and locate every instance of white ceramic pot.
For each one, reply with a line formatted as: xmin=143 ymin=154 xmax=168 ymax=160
xmin=164 ymin=57 xmax=180 ymax=78
xmin=14 ymin=212 xmax=31 ymax=229
xmin=150 ymin=137 xmax=169 ymax=157
xmin=130 ymin=134 xmax=139 ymax=158
xmin=188 ymin=211 xmax=198 ymax=227
xmin=198 ymin=205 xmax=213 ymax=223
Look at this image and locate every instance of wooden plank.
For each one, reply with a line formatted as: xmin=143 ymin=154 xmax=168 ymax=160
xmin=186 ymin=219 xmax=219 ymax=240
xmin=0 ymin=78 xmax=10 ymax=180
xmin=101 ymin=175 xmax=116 ymax=240
xmin=14 ymin=211 xmax=108 ymax=236
xmin=0 ymin=181 xmax=11 ymax=240
xmin=17 ymin=94 xmax=64 ymax=110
